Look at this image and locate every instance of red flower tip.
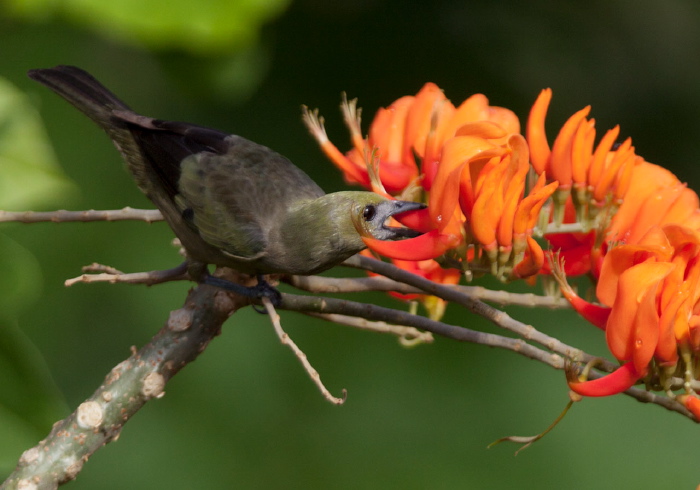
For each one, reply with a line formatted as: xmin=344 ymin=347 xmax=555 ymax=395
xmin=393 ymin=207 xmax=434 ymax=233
xmin=678 ymin=395 xmax=700 ymax=420
xmin=362 ymin=229 xmax=461 ymax=261
xmin=568 ymin=362 xmax=641 ymax=397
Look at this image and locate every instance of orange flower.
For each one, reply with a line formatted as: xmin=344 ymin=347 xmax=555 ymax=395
xmin=303 ymin=83 xmax=519 ymax=198
xmin=605 ymin=161 xmax=700 ymax=246
xmin=562 ymin=225 xmax=700 ymax=399
xmin=529 ymin=91 xmax=700 ymax=280
xmin=527 ymin=89 xmax=639 ymax=227
xmin=367 ymin=132 xmax=557 ymax=281
xmin=307 ymin=84 xmax=522 ymax=268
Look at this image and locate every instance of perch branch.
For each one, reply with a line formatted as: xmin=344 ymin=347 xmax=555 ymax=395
xmin=286 ymin=274 xmax=570 ymax=309
xmin=65 ymin=262 xmax=189 ymax=287
xmin=279 ymin=293 xmax=566 ymax=369
xmin=1 ymin=272 xmax=247 ymax=489
xmin=342 ymin=255 xmax=598 ymax=367
xmin=304 ymin=312 xmax=433 ymax=346
xmin=0 ymin=208 xmax=163 ymax=223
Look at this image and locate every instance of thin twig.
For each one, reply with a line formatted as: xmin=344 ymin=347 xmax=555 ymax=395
xmin=65 ymin=262 xmax=189 ymax=287
xmin=261 ymin=297 xmax=346 ymax=405
xmin=540 ymin=222 xmax=585 ymax=235
xmin=342 ymin=255 xmax=600 ymax=367
xmin=454 ymin=285 xmax=570 ymax=309
xmin=0 ymin=208 xmax=164 ymax=223
xmin=279 ymin=293 xmax=565 ymax=369
xmin=304 ymin=312 xmax=434 ymax=346
xmin=287 ymin=274 xmax=417 ymax=294
xmin=287 ymin=274 xmax=571 ymax=309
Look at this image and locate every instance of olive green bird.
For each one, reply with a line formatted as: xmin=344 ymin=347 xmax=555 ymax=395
xmin=28 ymin=66 xmax=422 ymax=302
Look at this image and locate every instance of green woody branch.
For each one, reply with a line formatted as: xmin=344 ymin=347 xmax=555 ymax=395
xmin=1 ymin=276 xmax=248 ymax=490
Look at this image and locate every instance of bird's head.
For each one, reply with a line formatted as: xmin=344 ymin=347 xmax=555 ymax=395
xmin=347 ymin=192 xmax=425 ymax=241
xmin=275 ymin=191 xmax=426 ymax=275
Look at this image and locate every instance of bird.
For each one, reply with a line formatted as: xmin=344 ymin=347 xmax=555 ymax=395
xmin=28 ymin=65 xmax=423 ymax=303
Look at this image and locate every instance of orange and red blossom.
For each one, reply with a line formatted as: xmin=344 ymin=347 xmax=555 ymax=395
xmin=303 ymin=83 xmax=519 ymax=198
xmin=364 ymin=132 xmax=557 ymax=281
xmin=527 ymin=88 xmax=639 ymax=227
xmin=605 ymin=161 xmax=700 ymax=247
xmin=563 ymin=225 xmax=700 ymax=398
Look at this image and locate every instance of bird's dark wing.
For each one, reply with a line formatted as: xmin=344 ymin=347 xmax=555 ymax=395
xmin=174 ymin=135 xmax=326 ymax=260
xmin=113 ymin=113 xmax=326 ymax=260
xmin=29 ymin=65 xmax=326 ymax=269
xmin=117 ymin=114 xmax=231 ymax=201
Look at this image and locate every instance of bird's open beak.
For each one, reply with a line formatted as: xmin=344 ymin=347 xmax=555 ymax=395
xmin=381 ymin=200 xmax=426 ymax=239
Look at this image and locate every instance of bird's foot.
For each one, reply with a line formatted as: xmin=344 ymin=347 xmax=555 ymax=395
xmin=202 ymin=274 xmax=282 ymax=307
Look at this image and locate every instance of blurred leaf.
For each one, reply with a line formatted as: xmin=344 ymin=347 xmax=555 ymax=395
xmin=0 ymin=77 xmax=75 ymax=211
xmin=0 ymin=233 xmax=43 ymax=318
xmin=0 ymin=234 xmax=68 ymax=462
xmin=161 ymin=42 xmax=272 ymax=103
xmin=4 ymin=0 xmax=292 ymax=55
xmin=0 ymin=403 xmax=45 ymax=476
xmin=0 ymin=318 xmax=69 ymax=474
xmin=0 ymin=79 xmax=73 ymax=472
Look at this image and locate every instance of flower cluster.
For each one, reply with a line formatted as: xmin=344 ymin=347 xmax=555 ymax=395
xmin=304 ymin=84 xmax=556 ymax=285
xmin=304 ymin=84 xmax=700 ymax=416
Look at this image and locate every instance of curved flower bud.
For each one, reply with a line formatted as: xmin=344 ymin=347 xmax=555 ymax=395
xmin=568 ymin=362 xmax=640 ymax=397
xmin=362 ymin=229 xmax=461 ymax=261
xmin=678 ymin=394 xmax=700 ymax=420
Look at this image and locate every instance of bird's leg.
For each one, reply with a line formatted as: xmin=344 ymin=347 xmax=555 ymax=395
xmin=201 ymin=273 xmax=282 ymax=307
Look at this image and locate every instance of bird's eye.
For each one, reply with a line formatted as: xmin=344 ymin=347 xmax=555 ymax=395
xmin=363 ymin=205 xmax=377 ymax=221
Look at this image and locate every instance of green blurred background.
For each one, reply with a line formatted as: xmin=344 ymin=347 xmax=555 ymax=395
xmin=2 ymin=0 xmax=700 ymax=487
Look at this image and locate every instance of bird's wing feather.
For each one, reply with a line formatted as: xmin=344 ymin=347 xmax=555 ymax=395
xmin=119 ymin=115 xmax=325 ymax=260
xmin=176 ymin=136 xmax=325 ymax=259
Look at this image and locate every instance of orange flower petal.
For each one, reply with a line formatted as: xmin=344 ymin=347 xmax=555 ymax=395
xmin=526 ymin=88 xmax=553 ymax=175
xmin=439 ymin=93 xmax=490 ymax=137
xmin=656 ymin=290 xmax=686 ymax=366
xmin=511 ymin=236 xmax=545 ymax=279
xmin=571 ymin=118 xmax=596 ymax=185
xmin=454 ymin=121 xmax=508 ymax=139
xmin=605 ymin=261 xmax=673 ymax=364
xmin=596 ymin=229 xmax=672 ymax=306
xmin=497 ymin=135 xmax=530 ymax=248
xmin=630 ymin=277 xmax=663 ymax=374
xmin=512 ymin=176 xmax=558 ymax=236
xmin=607 ymin=161 xmax=680 ymax=242
xmin=378 ymin=162 xmax=420 ymax=195
xmin=322 ymin=147 xmax=370 ymax=188
xmin=558 ymin=280 xmax=611 ymax=330
xmin=592 ymin=137 xmax=633 ymax=202
xmin=430 ymin=137 xmax=501 ymax=226
xmin=587 ymin=125 xmax=620 ymax=189
xmin=369 ymin=96 xmax=414 ymax=163
xmin=486 ymin=106 xmax=521 ymax=136
xmin=549 ymin=105 xmax=591 ymax=188
xmin=471 ymin=160 xmax=509 ymax=250
xmin=404 ymin=83 xmax=450 ymax=161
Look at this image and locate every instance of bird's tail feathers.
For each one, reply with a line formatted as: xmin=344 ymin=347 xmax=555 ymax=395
xmin=28 ymin=65 xmax=132 ymax=127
